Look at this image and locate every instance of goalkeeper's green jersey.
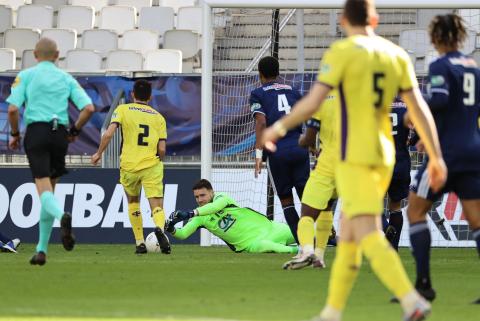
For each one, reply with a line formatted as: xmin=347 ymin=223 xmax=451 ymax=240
xmin=173 ymin=193 xmax=276 ymax=252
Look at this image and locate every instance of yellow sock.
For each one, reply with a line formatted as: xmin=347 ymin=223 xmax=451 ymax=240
xmin=326 ymin=241 xmax=362 ymax=311
xmin=315 ymin=211 xmax=333 ymax=259
xmin=360 ymin=231 xmax=414 ymax=299
xmin=298 ymin=216 xmax=315 ymax=253
xmin=128 ymin=202 xmax=144 ymax=244
xmin=152 ymin=207 xmax=165 ymax=230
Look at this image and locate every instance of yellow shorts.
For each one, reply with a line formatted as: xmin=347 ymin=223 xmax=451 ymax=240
xmin=120 ymin=162 xmax=164 ymax=198
xmin=335 ymin=162 xmax=392 ymax=218
xmin=301 ymin=152 xmax=337 ymax=210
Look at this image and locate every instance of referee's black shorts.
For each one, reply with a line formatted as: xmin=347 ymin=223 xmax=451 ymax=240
xmin=24 ymin=122 xmax=69 ymax=179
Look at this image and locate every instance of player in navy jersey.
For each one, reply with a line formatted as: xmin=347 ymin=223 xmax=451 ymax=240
xmin=251 ymin=56 xmax=309 ymax=242
xmin=408 ymin=14 xmax=480 ymax=303
xmin=383 ymin=98 xmax=411 ymax=251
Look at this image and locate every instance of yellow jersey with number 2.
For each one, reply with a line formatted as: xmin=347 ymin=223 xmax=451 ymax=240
xmin=317 ymin=35 xmax=418 ymax=167
xmin=111 ymin=103 xmax=167 ymax=172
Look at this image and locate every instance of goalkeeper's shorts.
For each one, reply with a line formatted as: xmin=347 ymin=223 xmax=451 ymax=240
xmin=120 ymin=162 xmax=164 ymax=198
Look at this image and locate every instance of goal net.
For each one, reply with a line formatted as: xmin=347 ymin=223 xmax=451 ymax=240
xmin=204 ymin=1 xmax=480 ymax=247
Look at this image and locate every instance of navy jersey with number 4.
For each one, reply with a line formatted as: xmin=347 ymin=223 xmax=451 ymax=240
xmin=390 ymin=98 xmax=410 ymax=178
xmin=428 ymin=51 xmax=480 ymax=172
xmin=250 ymin=81 xmax=303 ymax=150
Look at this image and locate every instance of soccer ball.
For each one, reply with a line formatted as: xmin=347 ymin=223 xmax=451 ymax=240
xmin=145 ymin=232 xmax=160 ymax=253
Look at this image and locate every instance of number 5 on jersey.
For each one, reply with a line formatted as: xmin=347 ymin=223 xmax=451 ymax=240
xmin=277 ymin=94 xmax=291 ymax=114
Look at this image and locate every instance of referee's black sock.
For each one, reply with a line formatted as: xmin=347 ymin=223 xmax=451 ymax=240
xmin=473 ymin=228 xmax=480 ymax=257
xmin=409 ymin=221 xmax=432 ymax=288
xmin=282 ymin=205 xmax=299 ymax=244
xmin=388 ymin=210 xmax=403 ymax=251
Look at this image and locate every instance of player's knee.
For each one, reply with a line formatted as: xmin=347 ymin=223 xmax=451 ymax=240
xmin=301 ymin=203 xmax=320 ymax=219
xmin=279 ymin=194 xmax=294 ymax=207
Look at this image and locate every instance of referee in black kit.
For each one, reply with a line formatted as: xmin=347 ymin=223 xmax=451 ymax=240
xmin=7 ymin=38 xmax=95 ymax=265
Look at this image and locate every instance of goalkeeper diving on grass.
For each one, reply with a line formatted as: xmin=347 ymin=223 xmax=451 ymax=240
xmin=165 ymin=179 xmax=298 ymax=254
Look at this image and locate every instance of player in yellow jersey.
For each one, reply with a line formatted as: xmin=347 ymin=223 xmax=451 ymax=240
xmin=283 ymin=93 xmax=338 ymax=270
xmin=91 ymin=79 xmax=171 ymax=255
xmin=262 ymin=1 xmax=447 ymax=320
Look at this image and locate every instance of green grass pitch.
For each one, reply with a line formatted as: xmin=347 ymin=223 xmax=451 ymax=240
xmin=0 ymin=245 xmax=478 ymax=321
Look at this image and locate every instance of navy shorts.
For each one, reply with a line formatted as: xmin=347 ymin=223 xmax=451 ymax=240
xmin=411 ymin=163 xmax=480 ymax=201
xmin=388 ymin=163 xmax=411 ymax=202
xmin=267 ymin=146 xmax=310 ymax=199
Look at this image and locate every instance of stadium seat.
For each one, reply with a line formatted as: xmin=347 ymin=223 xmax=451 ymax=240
xmin=0 ymin=5 xmax=12 ymax=42
xmin=177 ymin=6 xmax=202 ymax=34
xmin=81 ymin=29 xmax=118 ymax=57
xmin=99 ymin=6 xmax=136 ymax=35
xmin=32 ymin=0 xmax=68 ymax=12
xmin=65 ymin=49 xmax=102 ymax=72
xmin=138 ymin=6 xmax=174 ymax=45
xmin=21 ymin=49 xmax=36 ymax=69
xmin=4 ymin=28 xmax=40 ymax=58
xmin=106 ymin=49 xmax=143 ymax=71
xmin=472 ymin=50 xmax=480 ymax=65
xmin=0 ymin=48 xmax=15 ymax=71
xmin=144 ymin=49 xmax=182 ymax=72
xmin=459 ymin=9 xmax=480 ymax=33
xmin=121 ymin=29 xmax=159 ymax=56
xmin=163 ymin=29 xmax=200 ymax=59
xmin=57 ymin=5 xmax=94 ymax=35
xmin=399 ymin=29 xmax=432 ymax=58
xmin=0 ymin=0 xmax=25 ymax=11
xmin=159 ymin=0 xmax=195 ymax=13
xmin=16 ymin=5 xmax=54 ymax=30
xmin=70 ymin=0 xmax=108 ymax=13
xmin=41 ymin=28 xmax=77 ymax=58
xmin=113 ymin=0 xmax=152 ymax=14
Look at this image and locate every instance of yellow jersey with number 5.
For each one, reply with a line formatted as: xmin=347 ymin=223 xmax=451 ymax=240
xmin=111 ymin=103 xmax=167 ymax=172
xmin=317 ymin=35 xmax=418 ymax=166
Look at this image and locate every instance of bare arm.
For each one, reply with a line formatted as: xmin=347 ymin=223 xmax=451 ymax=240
xmin=254 ymin=113 xmax=266 ymax=178
xmin=91 ymin=123 xmax=118 ymax=165
xmin=157 ymin=139 xmax=166 ymax=160
xmin=73 ymin=104 xmax=95 ymax=131
xmin=262 ymin=83 xmax=330 ymax=150
xmin=298 ymin=127 xmax=318 ymax=149
xmin=8 ymin=105 xmax=20 ymax=150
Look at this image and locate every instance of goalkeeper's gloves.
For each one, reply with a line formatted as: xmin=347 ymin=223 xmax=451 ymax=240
xmin=165 ymin=219 xmax=176 ymax=234
xmin=169 ymin=210 xmax=195 ymax=223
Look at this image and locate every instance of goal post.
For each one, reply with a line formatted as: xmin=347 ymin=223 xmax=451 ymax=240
xmin=200 ymin=0 xmax=480 ymax=247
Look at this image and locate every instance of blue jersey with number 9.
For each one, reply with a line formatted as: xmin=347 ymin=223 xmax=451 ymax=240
xmin=250 ymin=81 xmax=303 ymax=150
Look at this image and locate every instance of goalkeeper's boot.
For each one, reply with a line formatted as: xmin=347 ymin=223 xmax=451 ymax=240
xmin=154 ymin=227 xmax=171 ymax=254
xmin=403 ymin=296 xmax=431 ymax=321
xmin=282 ymin=252 xmax=315 ymax=270
xmin=60 ymin=212 xmax=75 ymax=251
xmin=135 ymin=243 xmax=147 ymax=254
xmin=30 ymin=251 xmax=46 ymax=266
xmin=415 ymin=279 xmax=436 ymax=302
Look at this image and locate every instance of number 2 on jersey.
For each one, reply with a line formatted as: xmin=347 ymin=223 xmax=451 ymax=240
xmin=277 ymin=94 xmax=291 ymax=114
xmin=389 ymin=113 xmax=398 ymax=136
xmin=138 ymin=124 xmax=149 ymax=146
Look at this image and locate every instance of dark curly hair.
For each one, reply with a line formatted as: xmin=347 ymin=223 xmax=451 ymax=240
xmin=429 ymin=14 xmax=467 ymax=50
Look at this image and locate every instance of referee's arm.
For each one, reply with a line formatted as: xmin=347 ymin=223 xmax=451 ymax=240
xmin=7 ymin=104 xmax=20 ymax=150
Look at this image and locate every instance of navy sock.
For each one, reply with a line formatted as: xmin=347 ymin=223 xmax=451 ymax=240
xmin=389 ymin=210 xmax=404 ymax=251
xmin=410 ymin=221 xmax=432 ymax=288
xmin=473 ymin=228 xmax=480 ymax=257
xmin=282 ymin=205 xmax=299 ymax=243
xmin=381 ymin=213 xmax=389 ymax=230
xmin=0 ymin=231 xmax=10 ymax=243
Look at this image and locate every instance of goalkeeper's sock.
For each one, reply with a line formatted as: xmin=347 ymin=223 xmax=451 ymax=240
xmin=152 ymin=207 xmax=166 ymax=231
xmin=325 ymin=241 xmax=362 ymax=311
xmin=128 ymin=202 xmax=144 ymax=244
xmin=297 ymin=216 xmax=314 ymax=254
xmin=472 ymin=228 xmax=480 ymax=257
xmin=409 ymin=221 xmax=432 ymax=286
xmin=36 ymin=207 xmax=53 ymax=254
xmin=360 ymin=231 xmax=413 ymax=299
xmin=40 ymin=191 xmax=64 ymax=220
xmin=388 ymin=210 xmax=403 ymax=251
xmin=315 ymin=211 xmax=333 ymax=261
xmin=282 ymin=205 xmax=299 ymax=243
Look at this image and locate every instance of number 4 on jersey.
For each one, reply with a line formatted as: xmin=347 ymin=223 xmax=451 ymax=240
xmin=277 ymin=94 xmax=291 ymax=114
